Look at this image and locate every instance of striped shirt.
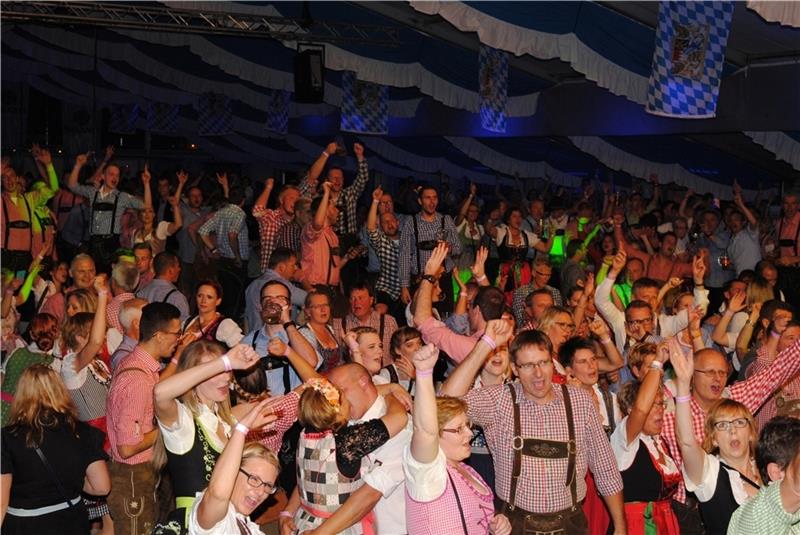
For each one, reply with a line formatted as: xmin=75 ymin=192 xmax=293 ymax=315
xmin=367 ymin=227 xmax=401 ymax=300
xmin=398 ymin=212 xmax=462 ymax=288
xmin=198 ymin=203 xmax=249 ymax=260
xmin=252 ymin=206 xmax=291 ymax=272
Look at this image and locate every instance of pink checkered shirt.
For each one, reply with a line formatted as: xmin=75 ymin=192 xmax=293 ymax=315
xmin=106 ymin=292 xmax=135 ymax=333
xmin=661 ymin=338 xmax=800 ymax=503
xmin=464 ymin=383 xmax=623 ymax=513
xmin=106 ymin=346 xmax=161 ymax=464
xmin=747 ymin=346 xmax=800 ymax=431
xmin=252 ymin=206 xmax=291 ymax=273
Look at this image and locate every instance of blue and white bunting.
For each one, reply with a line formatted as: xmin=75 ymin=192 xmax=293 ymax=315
xmin=196 ymin=93 xmax=233 ymax=136
xmin=479 ymin=44 xmax=508 ymax=133
xmin=646 ymin=1 xmax=734 ymax=118
xmin=145 ymin=101 xmax=179 ymax=133
xmin=265 ymin=89 xmax=291 ymax=135
xmin=109 ymin=103 xmax=140 ymax=134
xmin=340 ymin=71 xmax=389 ymax=135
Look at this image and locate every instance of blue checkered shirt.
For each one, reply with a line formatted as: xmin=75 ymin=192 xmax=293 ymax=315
xmin=198 ymin=204 xmax=249 ymax=260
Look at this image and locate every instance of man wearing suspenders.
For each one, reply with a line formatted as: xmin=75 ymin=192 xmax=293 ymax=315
xmin=68 ymin=154 xmax=151 ymax=273
xmin=441 ymin=328 xmax=626 ymax=535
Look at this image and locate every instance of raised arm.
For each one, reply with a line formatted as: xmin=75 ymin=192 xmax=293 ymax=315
xmin=67 ymin=152 xmax=89 ymax=190
xmin=267 ymin=335 xmax=321 ymax=383
xmin=671 ymin=342 xmax=705 ymax=485
xmin=735 ymin=303 xmax=763 ymax=361
xmin=733 ymin=183 xmax=758 ymax=228
xmin=412 ymin=243 xmax=449 ymax=325
xmin=155 ymin=344 xmax=259 ymax=427
xmin=89 ymin=146 xmax=114 ymax=187
xmin=439 ymin=319 xmax=512 ymax=398
xmin=307 ymin=142 xmax=338 ymax=186
xmin=711 ymin=291 xmax=745 ymax=347
xmin=471 ymin=246 xmax=490 ymax=287
xmin=347 ymin=143 xmax=369 ymax=198
xmin=624 ymin=342 xmax=666 ymax=444
xmin=195 ymin=399 xmax=278 ymax=530
xmin=254 ymin=177 xmax=275 ymax=210
xmin=141 ymin=164 xmax=153 ymax=209
xmin=614 ymin=216 xmax=649 ymax=264
xmin=410 ymin=343 xmax=443 ymax=463
xmin=589 ymin=316 xmax=624 ymax=373
xmin=366 ymin=186 xmax=381 ymax=232
xmin=312 ymin=182 xmax=332 ymax=231
xmin=74 ymin=276 xmax=109 ymax=372
xmin=455 ymin=184 xmax=477 ymax=226
xmin=216 ymin=172 xmax=229 ymax=199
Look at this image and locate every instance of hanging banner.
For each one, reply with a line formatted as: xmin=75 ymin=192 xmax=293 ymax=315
xmin=646 ymin=1 xmax=734 ymax=118
xmin=145 ymin=101 xmax=179 ymax=133
xmin=196 ymin=93 xmax=233 ymax=136
xmin=340 ymin=71 xmax=389 ymax=135
xmin=479 ymin=44 xmax=508 ymax=133
xmin=109 ymin=103 xmax=140 ymax=134
xmin=265 ymin=89 xmax=291 ymax=135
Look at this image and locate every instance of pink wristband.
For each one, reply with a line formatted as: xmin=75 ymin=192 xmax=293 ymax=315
xmin=599 ymin=337 xmax=612 ymax=345
xmin=770 ymin=330 xmax=781 ymax=339
xmin=97 ymin=290 xmax=108 ymax=297
xmin=416 ymin=369 xmax=434 ymax=378
xmin=279 ymin=511 xmax=294 ymax=519
xmin=284 ymin=344 xmax=291 ymax=357
xmin=170 ymin=358 xmax=179 ymax=367
xmin=475 ymin=274 xmax=487 ymax=282
xmin=675 ymin=395 xmax=692 ymax=404
xmin=480 ymin=334 xmax=497 ymax=350
xmin=234 ymin=422 xmax=249 ymax=435
xmin=221 ymin=354 xmax=232 ymax=372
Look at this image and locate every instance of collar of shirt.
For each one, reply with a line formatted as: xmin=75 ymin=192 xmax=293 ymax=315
xmin=353 ymin=393 xmax=387 ymax=424
xmin=127 ymin=345 xmax=162 ymax=373
xmin=98 ymin=186 xmax=116 ymax=198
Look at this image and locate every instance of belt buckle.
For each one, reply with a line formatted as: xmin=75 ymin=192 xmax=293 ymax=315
xmin=512 ymin=435 xmax=524 ymax=451
xmin=567 ymin=439 xmax=576 ymax=454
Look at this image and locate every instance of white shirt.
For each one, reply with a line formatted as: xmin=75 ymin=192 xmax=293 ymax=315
xmin=188 ymin=490 xmax=261 ymax=535
xmin=158 ymin=400 xmax=231 ymax=455
xmin=684 ymin=453 xmax=753 ymax=506
xmin=592 ymin=383 xmax=622 ymax=428
xmin=610 ymin=416 xmax=680 ymax=474
xmin=353 ymin=394 xmax=413 ymax=535
xmin=493 ymin=224 xmax=540 ymax=249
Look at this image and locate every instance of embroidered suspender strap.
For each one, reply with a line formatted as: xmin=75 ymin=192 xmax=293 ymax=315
xmin=23 ymin=195 xmax=33 ymax=248
xmin=324 ymin=233 xmax=335 ymax=285
xmin=447 ymin=470 xmax=470 ymax=535
xmin=561 ymin=384 xmax=578 ymax=511
xmin=600 ymin=386 xmax=617 ymax=434
xmin=34 ymin=446 xmax=76 ymax=509
xmin=507 ymin=383 xmax=522 ymax=512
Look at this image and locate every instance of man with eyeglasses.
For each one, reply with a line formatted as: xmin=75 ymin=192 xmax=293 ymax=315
xmin=659 ymin=339 xmax=800 ymax=533
xmin=106 ymin=302 xmax=182 ymax=535
xmin=511 ymin=257 xmax=563 ymax=327
xmin=441 ymin=327 xmax=626 ymax=534
xmin=240 ymin=280 xmax=319 ymax=396
xmin=243 ymin=247 xmax=307 ymax=333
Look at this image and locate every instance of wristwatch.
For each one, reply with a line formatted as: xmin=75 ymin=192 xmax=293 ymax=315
xmin=421 ymin=274 xmax=437 ymax=284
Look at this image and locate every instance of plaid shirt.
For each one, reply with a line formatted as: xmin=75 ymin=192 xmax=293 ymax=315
xmin=106 ymin=292 xmax=135 ymax=333
xmin=275 ymin=220 xmax=302 ymax=256
xmin=70 ymin=184 xmax=144 ymax=236
xmin=511 ymin=283 xmax=563 ymax=326
xmin=398 ymin=212 xmax=462 ymax=288
xmin=252 ymin=206 xmax=291 ymax=272
xmin=367 ymin=227 xmax=401 ymax=300
xmin=748 ymin=346 xmax=800 ymax=430
xmin=198 ymin=203 xmax=249 ymax=260
xmin=298 ymin=158 xmax=370 ymax=236
xmin=465 ymin=383 xmax=623 ymax=513
xmin=661 ymin=338 xmax=800 ymax=503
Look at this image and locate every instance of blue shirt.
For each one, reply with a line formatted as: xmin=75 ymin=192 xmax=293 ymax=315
xmin=240 ymin=326 xmax=301 ymax=396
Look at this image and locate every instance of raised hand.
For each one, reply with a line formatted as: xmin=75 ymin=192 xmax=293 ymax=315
xmin=589 ymin=317 xmax=610 ymax=339
xmin=216 ymin=171 xmax=228 ymax=187
xmin=345 ymin=331 xmax=360 ymax=353
xmin=104 ymin=145 xmax=115 ymax=161
xmin=226 ymin=344 xmax=261 ymax=370
xmin=484 ymin=318 xmax=513 ymax=348
xmin=325 ymin=142 xmax=338 ymax=156
xmin=471 ymin=246 xmax=489 ymax=281
xmin=264 ymin=177 xmax=275 ymax=191
xmin=75 ymin=152 xmax=90 ymax=167
xmin=692 ymin=253 xmax=707 ymax=284
xmin=142 ymin=163 xmax=151 ymax=184
xmin=669 ymin=339 xmax=694 ymax=387
xmin=372 ymin=186 xmax=383 ymax=202
xmin=353 ymin=142 xmax=365 ymax=160
xmin=93 ymin=274 xmax=110 ymax=294
xmin=423 ymin=242 xmax=449 ymax=276
xmin=395 ymin=354 xmax=416 ymax=379
xmin=34 ymin=146 xmax=52 ymax=166
xmin=728 ymin=291 xmax=746 ymax=313
xmin=688 ymin=305 xmax=703 ymax=332
xmin=412 ymin=343 xmax=439 ymax=373
xmin=583 ymin=273 xmax=595 ymax=298
xmin=668 ymin=277 xmax=683 ymax=290
xmin=267 ymin=337 xmax=288 ymax=358
xmin=611 ymin=249 xmax=627 ymax=274
xmin=239 ymin=397 xmax=280 ymax=430
xmin=321 ymin=181 xmax=333 ymax=195
xmin=452 ymin=267 xmax=466 ymax=294
xmin=176 ymin=170 xmax=189 ymax=186
xmin=469 ymin=182 xmax=477 ymax=197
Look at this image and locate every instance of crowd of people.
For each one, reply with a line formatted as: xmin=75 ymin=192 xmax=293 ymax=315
xmin=1 ymin=140 xmax=799 ymax=535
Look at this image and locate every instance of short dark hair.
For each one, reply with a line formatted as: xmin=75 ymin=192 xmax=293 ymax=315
xmin=228 ymin=187 xmax=245 ymax=205
xmin=558 ymin=336 xmax=596 ymax=368
xmin=139 ymin=302 xmax=181 ymax=342
xmin=632 ymin=278 xmax=660 ymax=294
xmin=473 ymin=286 xmax=505 ymax=322
xmin=418 ymin=185 xmax=438 ymax=199
xmin=268 ymin=247 xmax=297 ymax=269
xmin=390 ymin=326 xmax=422 ymax=359
xmin=625 ymin=299 xmax=653 ymax=319
xmin=153 ymin=251 xmax=179 ymax=276
xmin=756 ymin=416 xmax=800 ymax=483
xmin=722 ymin=278 xmax=745 ymax=294
xmin=133 ymin=242 xmax=152 ymax=254
xmin=525 ymin=288 xmax=553 ymax=307
xmin=195 ymin=279 xmax=223 ymax=299
xmin=509 ymin=329 xmax=552 ymax=364
xmin=347 ymin=281 xmax=374 ymax=299
xmin=260 ymin=279 xmax=290 ymax=299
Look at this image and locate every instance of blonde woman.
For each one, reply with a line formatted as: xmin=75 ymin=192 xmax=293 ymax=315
xmin=132 ymin=172 xmax=185 ymax=256
xmin=712 ymin=278 xmax=774 ymax=360
xmin=1 ymin=365 xmax=110 ymax=535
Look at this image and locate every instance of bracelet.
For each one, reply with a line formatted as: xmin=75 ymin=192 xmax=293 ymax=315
xmin=649 ymin=361 xmax=663 ymax=370
xmin=221 ymin=354 xmax=232 ymax=372
xmin=458 ymin=292 xmax=468 ymax=300
xmin=690 ymin=331 xmax=703 ymax=339
xmin=283 ymin=321 xmax=296 ymax=331
xmin=599 ymin=337 xmax=612 ymax=345
xmin=234 ymin=422 xmax=249 ymax=435
xmin=97 ymin=290 xmax=108 ymax=297
xmin=480 ymin=334 xmax=497 ymax=350
xmin=744 ymin=319 xmax=753 ymax=326
xmin=170 ymin=357 xmax=179 ymax=367
xmin=322 ymin=151 xmax=330 ymax=158
xmin=770 ymin=330 xmax=781 ymax=339
xmin=284 ymin=344 xmax=291 ymax=357
xmin=675 ymin=394 xmax=692 ymax=404
xmin=475 ymin=274 xmax=487 ymax=282
xmin=279 ymin=511 xmax=294 ymax=519
xmin=416 ymin=368 xmax=434 ymax=378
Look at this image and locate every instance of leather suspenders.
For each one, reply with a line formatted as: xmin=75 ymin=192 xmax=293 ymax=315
xmin=507 ymin=383 xmax=578 ymax=512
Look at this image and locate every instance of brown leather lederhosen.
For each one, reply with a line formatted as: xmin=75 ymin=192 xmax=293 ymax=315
xmin=501 ymin=383 xmax=587 ymax=535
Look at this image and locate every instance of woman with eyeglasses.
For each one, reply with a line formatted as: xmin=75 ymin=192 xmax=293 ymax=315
xmin=298 ymin=290 xmax=343 ymax=372
xmin=188 ymin=398 xmax=280 ymax=535
xmin=183 ymin=280 xmax=243 ymax=349
xmin=672 ymin=347 xmax=761 ymax=534
xmin=611 ymin=340 xmax=681 ymax=534
xmin=151 ymin=342 xmax=262 ymax=534
xmin=404 ymin=342 xmax=511 ymax=535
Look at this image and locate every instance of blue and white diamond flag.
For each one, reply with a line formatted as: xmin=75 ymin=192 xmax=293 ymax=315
xmin=340 ymin=71 xmax=389 ymax=135
xmin=109 ymin=103 xmax=140 ymax=134
xmin=145 ymin=101 xmax=179 ymax=133
xmin=479 ymin=44 xmax=508 ymax=133
xmin=265 ymin=89 xmax=291 ymax=135
xmin=197 ymin=93 xmax=233 ymax=136
xmin=646 ymin=1 xmax=734 ymax=118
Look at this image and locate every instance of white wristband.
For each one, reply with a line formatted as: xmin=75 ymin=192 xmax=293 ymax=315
xmin=221 ymin=354 xmax=232 ymax=372
xmin=234 ymin=422 xmax=249 ymax=435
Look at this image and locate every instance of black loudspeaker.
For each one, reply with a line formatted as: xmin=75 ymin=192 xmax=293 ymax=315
xmin=294 ymin=47 xmax=325 ymax=103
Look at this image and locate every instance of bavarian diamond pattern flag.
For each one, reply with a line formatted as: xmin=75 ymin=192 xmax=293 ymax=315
xmin=479 ymin=44 xmax=508 ymax=133
xmin=265 ymin=89 xmax=291 ymax=135
xmin=109 ymin=103 xmax=140 ymax=135
xmin=340 ymin=71 xmax=389 ymax=135
xmin=646 ymin=1 xmax=734 ymax=118
xmin=197 ymin=93 xmax=233 ymax=136
xmin=145 ymin=101 xmax=179 ymax=133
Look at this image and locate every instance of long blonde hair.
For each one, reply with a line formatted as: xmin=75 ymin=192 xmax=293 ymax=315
xmin=152 ymin=340 xmax=235 ymax=470
xmin=7 ymin=365 xmax=78 ymax=447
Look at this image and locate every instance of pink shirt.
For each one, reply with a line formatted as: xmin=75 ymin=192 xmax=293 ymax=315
xmin=417 ymin=316 xmax=480 ymax=363
xmin=301 ymin=222 xmax=341 ymax=286
xmin=40 ymin=292 xmax=66 ymax=325
xmin=107 ymin=292 xmax=135 ymax=333
xmin=106 ymin=346 xmax=161 ymax=464
xmin=1 ymin=192 xmax=34 ymax=252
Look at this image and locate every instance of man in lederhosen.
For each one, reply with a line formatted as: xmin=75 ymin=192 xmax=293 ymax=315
xmin=67 ymin=155 xmax=152 ymax=273
xmin=441 ymin=329 xmax=626 ymax=534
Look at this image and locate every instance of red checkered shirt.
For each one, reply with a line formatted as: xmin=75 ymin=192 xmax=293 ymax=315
xmin=106 ymin=346 xmax=161 ymax=464
xmin=252 ymin=206 xmax=291 ymax=273
xmin=464 ymin=383 xmax=623 ymax=513
xmin=747 ymin=345 xmax=800 ymax=431
xmin=661 ymin=338 xmax=800 ymax=503
xmin=246 ymin=391 xmax=299 ymax=453
xmin=106 ymin=292 xmax=135 ymax=333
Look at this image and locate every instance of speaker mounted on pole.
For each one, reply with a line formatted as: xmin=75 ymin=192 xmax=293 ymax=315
xmin=294 ymin=44 xmax=325 ymax=103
